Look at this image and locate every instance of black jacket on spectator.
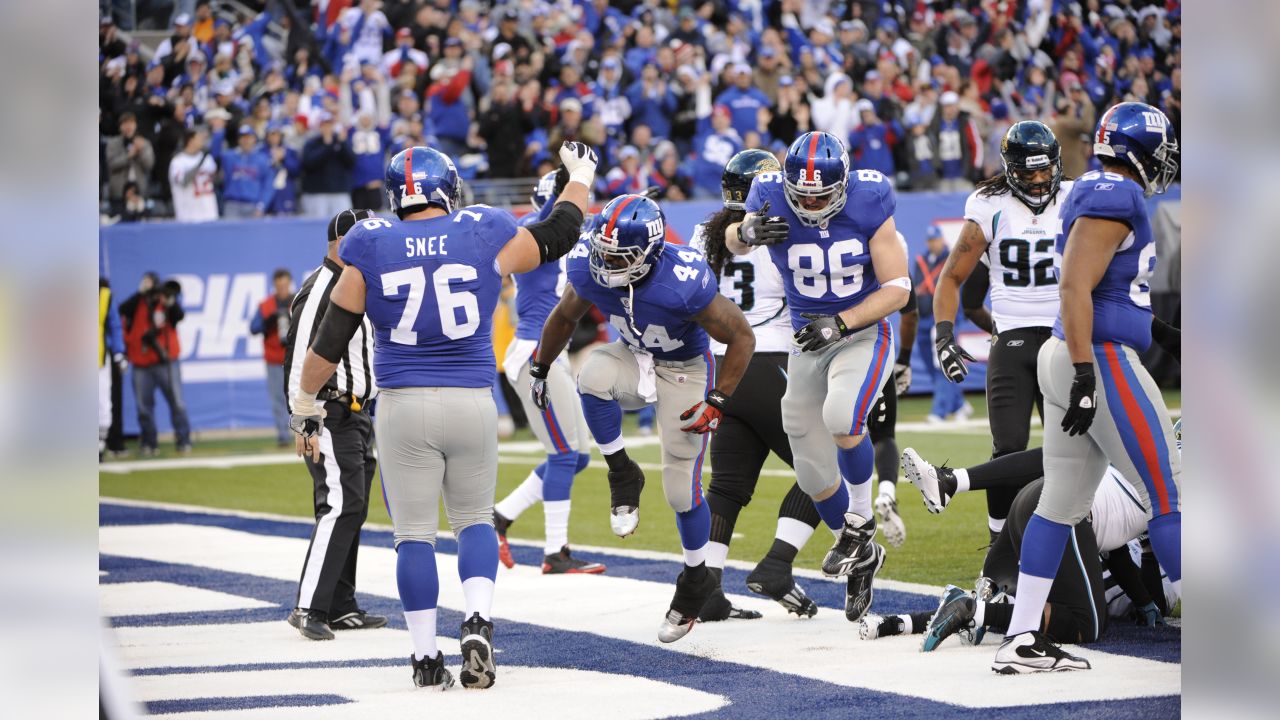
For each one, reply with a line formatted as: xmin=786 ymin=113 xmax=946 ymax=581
xmin=478 ymin=99 xmax=535 ymax=178
xmin=301 ymin=134 xmax=355 ymax=194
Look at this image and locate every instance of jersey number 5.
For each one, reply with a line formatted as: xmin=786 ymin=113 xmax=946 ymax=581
xmin=381 ymin=265 xmax=480 ymax=344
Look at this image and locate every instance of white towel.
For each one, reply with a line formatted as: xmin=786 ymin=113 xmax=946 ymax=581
xmin=502 ymin=338 xmax=539 ymax=385
xmin=628 ymin=344 xmax=658 ymax=403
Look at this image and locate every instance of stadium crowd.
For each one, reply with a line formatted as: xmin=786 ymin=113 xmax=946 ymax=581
xmin=99 ymin=0 xmax=1181 ymax=222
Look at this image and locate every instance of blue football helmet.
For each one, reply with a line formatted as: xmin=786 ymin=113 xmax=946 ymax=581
xmin=783 ymin=131 xmax=849 ymax=227
xmin=589 ymin=194 xmax=666 ymax=287
xmin=1093 ymin=102 xmax=1179 ymax=197
xmin=385 ymin=146 xmax=462 ymax=213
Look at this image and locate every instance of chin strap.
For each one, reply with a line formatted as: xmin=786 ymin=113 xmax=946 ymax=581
xmin=625 ymin=283 xmax=643 ymax=342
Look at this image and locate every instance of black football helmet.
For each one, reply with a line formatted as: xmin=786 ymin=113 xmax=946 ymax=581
xmin=1000 ymin=121 xmax=1063 ymax=211
xmin=721 ymin=148 xmax=782 ymax=211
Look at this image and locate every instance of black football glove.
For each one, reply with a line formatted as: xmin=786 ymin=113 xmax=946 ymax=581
xmin=794 ymin=312 xmax=849 ymax=352
xmin=529 ymin=360 xmax=551 ymax=410
xmin=738 ymin=200 xmax=789 ymax=246
xmin=933 ymin=321 xmax=976 ymax=383
xmin=1062 ymin=362 xmax=1097 ymax=436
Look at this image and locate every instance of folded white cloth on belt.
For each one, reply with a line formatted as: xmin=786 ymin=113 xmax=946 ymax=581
xmin=628 ymin=344 xmax=658 ymax=403
xmin=502 ymin=338 xmax=538 ymax=385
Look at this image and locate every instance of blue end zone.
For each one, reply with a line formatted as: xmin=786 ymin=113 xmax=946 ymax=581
xmin=100 ymin=503 xmax=1180 ymax=718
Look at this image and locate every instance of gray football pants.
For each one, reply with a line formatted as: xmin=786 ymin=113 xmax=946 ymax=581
xmin=1035 ymin=337 xmax=1181 ymax=525
xmin=510 ymin=357 xmax=592 ymax=455
xmin=577 ymin=341 xmax=712 ymax=513
xmin=782 ymin=320 xmax=896 ymax=496
xmin=375 ymin=386 xmax=497 ymax=547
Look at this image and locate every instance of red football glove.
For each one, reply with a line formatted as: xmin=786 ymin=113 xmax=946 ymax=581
xmin=679 ymin=390 xmax=730 ymax=434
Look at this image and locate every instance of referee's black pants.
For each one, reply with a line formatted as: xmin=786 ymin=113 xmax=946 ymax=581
xmin=295 ymin=401 xmax=375 ymax=619
xmin=985 ymin=326 xmax=1052 ymax=521
xmin=983 ymin=478 xmax=1108 ymax=644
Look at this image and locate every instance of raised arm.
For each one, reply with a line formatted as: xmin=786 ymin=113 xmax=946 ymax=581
xmin=496 ymin=142 xmax=598 ymax=276
xmin=680 ymin=294 xmax=755 ymax=433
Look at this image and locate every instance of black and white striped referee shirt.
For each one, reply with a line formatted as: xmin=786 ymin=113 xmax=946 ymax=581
xmin=283 ymin=257 xmax=377 ymax=413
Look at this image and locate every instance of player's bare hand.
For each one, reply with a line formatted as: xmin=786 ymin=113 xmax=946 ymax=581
xmin=739 ymin=200 xmax=789 ymax=246
xmin=679 ymin=390 xmax=730 ymax=434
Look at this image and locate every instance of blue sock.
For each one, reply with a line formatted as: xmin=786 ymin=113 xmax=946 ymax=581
xmin=396 ymin=541 xmax=439 ymax=612
xmin=533 ymin=461 xmax=547 ymax=479
xmin=637 ymin=404 xmax=656 ymax=428
xmin=542 ymin=452 xmax=578 ymax=502
xmin=1006 ymin=514 xmax=1073 ymax=636
xmin=675 ymin=500 xmax=711 ymax=551
xmin=581 ymin=394 xmax=624 ymax=447
xmin=456 ymin=524 xmax=498 ymax=583
xmin=575 ymin=452 xmax=592 ymax=474
xmin=1147 ymin=511 xmax=1181 ymax=583
xmin=837 ymin=440 xmax=875 ymax=486
xmin=813 ymin=481 xmax=851 ymax=531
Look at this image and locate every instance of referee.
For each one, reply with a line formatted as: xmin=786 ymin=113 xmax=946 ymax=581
xmin=284 ymin=209 xmax=385 ymax=641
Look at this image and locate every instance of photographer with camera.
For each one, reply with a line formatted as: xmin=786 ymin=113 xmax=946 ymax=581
xmin=120 ymin=272 xmax=192 ymax=456
xmin=251 ymin=269 xmax=295 ymax=447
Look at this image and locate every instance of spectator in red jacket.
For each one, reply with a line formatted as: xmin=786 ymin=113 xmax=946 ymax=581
xmin=250 ymin=269 xmax=295 ymax=446
xmin=119 ymin=273 xmax=191 ymax=456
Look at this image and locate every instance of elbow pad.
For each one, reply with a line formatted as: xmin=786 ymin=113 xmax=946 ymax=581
xmin=310 ymin=304 xmax=362 ymax=363
xmin=527 ymin=201 xmax=585 ymax=263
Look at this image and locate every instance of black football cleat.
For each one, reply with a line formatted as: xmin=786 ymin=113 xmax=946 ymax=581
xmin=922 ymin=585 xmax=975 ymax=651
xmin=606 ymin=459 xmax=645 ymax=537
xmin=843 ymin=540 xmax=886 ymax=622
xmin=411 ymin=651 xmax=455 ymax=689
xmin=287 ymin=608 xmax=333 ymax=641
xmin=822 ymin=513 xmax=877 ymax=577
xmin=459 ymin=612 xmax=496 ymax=689
xmin=745 ymin=555 xmax=818 ymax=618
xmin=658 ymin=563 xmax=716 ymax=643
xmin=992 ymin=631 xmax=1091 ymax=674
xmin=698 ymin=567 xmax=762 ymax=622
xmin=329 ymin=610 xmax=388 ymax=631
xmin=542 ymin=545 xmax=606 ymax=574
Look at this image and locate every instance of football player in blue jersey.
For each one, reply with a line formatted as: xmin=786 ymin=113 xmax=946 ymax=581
xmin=530 ymin=193 xmax=756 ymax=643
xmin=289 ymin=142 xmax=599 ymax=689
xmin=723 ymin=130 xmax=911 ymax=623
xmin=493 ymin=168 xmax=604 ymax=575
xmin=992 ymin=102 xmax=1181 ymax=674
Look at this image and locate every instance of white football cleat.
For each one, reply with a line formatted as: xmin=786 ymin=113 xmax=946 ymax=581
xmin=992 ymin=631 xmax=1091 ymax=674
xmin=901 ymin=447 xmax=951 ymax=514
xmin=874 ymin=493 xmax=906 ymax=547
xmin=610 ymin=506 xmax=639 ymax=537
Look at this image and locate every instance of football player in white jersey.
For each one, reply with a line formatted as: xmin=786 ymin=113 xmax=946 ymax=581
xmin=930 ymin=121 xmax=1073 ymax=541
xmin=691 ymin=149 xmax=824 ymax=621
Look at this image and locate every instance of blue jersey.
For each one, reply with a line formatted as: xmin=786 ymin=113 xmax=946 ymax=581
xmin=512 ymin=205 xmax=567 ymax=340
xmin=745 ymin=169 xmax=896 ymax=331
xmin=339 ymin=205 xmax=518 ymax=388
xmin=566 ymin=239 xmax=717 ymax=361
xmin=1052 ymin=171 xmax=1156 ymax=351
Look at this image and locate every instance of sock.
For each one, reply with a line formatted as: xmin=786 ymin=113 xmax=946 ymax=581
xmin=404 ymin=608 xmax=439 ymax=660
xmin=778 ymin=483 xmax=823 ymax=529
xmin=837 ymin=439 xmax=875 ymax=487
xmin=773 ymin=517 xmax=816 ymax=558
xmin=984 ymin=601 xmax=1013 ymax=633
xmin=495 ymin=465 xmax=544 ymax=521
xmin=813 ymin=480 xmax=851 ymax=531
xmin=543 ymin=499 xmax=570 ymax=555
xmin=872 ymin=435 xmax=898 ymax=487
xmin=1006 ymin=514 xmax=1071 ymax=636
xmin=396 ymin=541 xmax=439 ymax=660
xmin=954 ymin=467 xmax=971 ymax=493
xmin=973 ymin=599 xmax=987 ymax=627
xmin=581 ymin=394 xmax=624 ymax=454
xmin=878 ymin=479 xmax=896 ymax=501
xmin=704 ymin=541 xmax=730 ymax=569
xmin=456 ymin=524 xmax=498 ymax=621
xmin=968 ymin=447 xmax=1045 ymax=491
xmin=1147 ymin=511 xmax=1182 ymax=587
xmin=988 ymin=516 xmax=1006 ymax=534
xmin=848 ymin=481 xmax=873 ymax=521
xmin=707 ymin=491 xmax=742 ymax=545
xmin=541 ymin=452 xmax=578 ymax=502
xmin=575 ymin=452 xmax=592 ymax=473
xmin=676 ymin=501 xmax=711 ymax=566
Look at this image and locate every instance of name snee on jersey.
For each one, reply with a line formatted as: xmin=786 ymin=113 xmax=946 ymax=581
xmin=964 ymin=180 xmax=1073 ymax=333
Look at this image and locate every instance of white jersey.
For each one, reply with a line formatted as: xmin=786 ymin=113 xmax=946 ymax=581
xmin=964 ymin=180 xmax=1073 ymax=332
xmin=1089 ymin=466 xmax=1149 ymax=553
xmin=689 ymin=223 xmax=791 ymax=355
xmin=168 ymin=151 xmax=219 ymax=223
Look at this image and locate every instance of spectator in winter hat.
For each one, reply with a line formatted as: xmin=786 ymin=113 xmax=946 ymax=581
xmin=715 ymin=63 xmax=770 ymax=139
xmin=811 ymin=72 xmax=858 ymax=140
xmin=603 ymin=145 xmax=647 ymax=195
xmin=691 ymin=104 xmax=742 ymax=199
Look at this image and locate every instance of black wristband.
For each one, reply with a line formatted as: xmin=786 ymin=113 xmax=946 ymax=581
xmin=935 ymin=320 xmax=954 ymax=338
xmin=529 ymin=360 xmax=550 ymax=379
xmin=896 ymin=347 xmax=912 ymax=365
xmin=706 ymin=389 xmax=730 ymax=409
xmin=1072 ymin=362 xmax=1095 ymax=377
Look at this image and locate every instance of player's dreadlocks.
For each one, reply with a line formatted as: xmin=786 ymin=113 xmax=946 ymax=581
xmin=700 ymin=206 xmax=746 ymax=277
xmin=974 ymin=172 xmax=1013 ymax=197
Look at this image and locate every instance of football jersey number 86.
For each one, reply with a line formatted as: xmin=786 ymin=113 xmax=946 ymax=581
xmin=788 ymin=240 xmax=865 ymax=299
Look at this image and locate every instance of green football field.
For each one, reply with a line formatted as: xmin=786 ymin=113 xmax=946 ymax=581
xmin=99 ymin=390 xmax=1180 ymax=587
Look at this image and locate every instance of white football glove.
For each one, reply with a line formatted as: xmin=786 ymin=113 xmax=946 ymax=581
xmin=559 ymin=141 xmax=599 ymax=187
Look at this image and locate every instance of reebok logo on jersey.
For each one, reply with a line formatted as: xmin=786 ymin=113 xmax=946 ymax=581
xmin=1006 ymin=339 xmax=1024 ymax=347
xmin=1095 ymin=182 xmax=1115 ymax=191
